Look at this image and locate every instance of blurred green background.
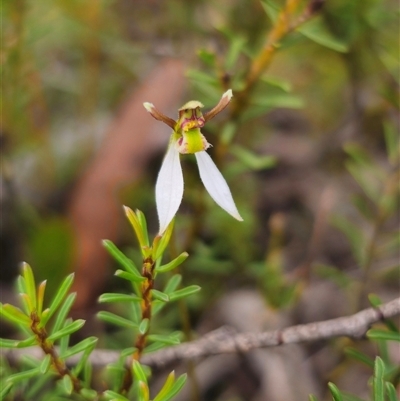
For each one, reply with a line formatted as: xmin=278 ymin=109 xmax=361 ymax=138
xmin=2 ymin=0 xmax=399 ymax=399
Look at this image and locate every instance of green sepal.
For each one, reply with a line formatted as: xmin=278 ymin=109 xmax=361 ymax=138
xmin=327 ymin=382 xmax=343 ymax=401
xmin=367 ymin=329 xmax=400 ymax=342
xmin=39 ymin=354 xmax=52 ymax=374
xmin=156 ymin=252 xmax=189 ymax=273
xmin=97 ymin=311 xmax=138 ymax=329
xmin=103 ymin=240 xmax=141 ymax=277
xmin=0 ymin=303 xmax=30 ymax=326
xmin=373 ymin=357 xmax=385 ymax=401
xmin=48 ymin=319 xmax=85 ymax=341
xmin=61 ymin=336 xmax=98 ymax=359
xmin=115 ymin=269 xmax=146 ymax=283
xmin=139 ymin=318 xmax=149 ymax=335
xmin=42 ymin=273 xmax=75 ymax=326
xmin=52 ymin=292 xmax=77 ymax=333
xmin=169 ymin=285 xmax=201 ymax=301
xmin=99 ymin=293 xmax=141 ymax=304
xmin=151 ymin=289 xmax=170 ymax=302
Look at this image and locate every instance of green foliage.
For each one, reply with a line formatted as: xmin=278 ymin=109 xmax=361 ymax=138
xmin=3 ymin=0 xmax=399 ymax=399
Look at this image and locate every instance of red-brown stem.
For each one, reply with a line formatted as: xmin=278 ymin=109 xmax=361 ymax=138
xmin=30 ymin=312 xmax=82 ymax=392
xmin=121 ymin=256 xmax=156 ymax=393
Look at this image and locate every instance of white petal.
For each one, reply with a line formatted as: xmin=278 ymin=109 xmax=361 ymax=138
xmin=156 ymin=141 xmax=184 ymax=234
xmin=195 ymin=151 xmax=243 ymax=221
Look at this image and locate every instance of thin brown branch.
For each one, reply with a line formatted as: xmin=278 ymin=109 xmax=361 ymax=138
xmin=4 ymin=297 xmax=399 ymax=371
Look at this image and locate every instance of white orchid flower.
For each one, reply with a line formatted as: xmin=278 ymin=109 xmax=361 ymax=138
xmin=144 ymin=89 xmax=243 ymax=234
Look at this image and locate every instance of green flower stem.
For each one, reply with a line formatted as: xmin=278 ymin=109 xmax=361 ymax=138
xmin=29 ymin=311 xmax=82 ymax=393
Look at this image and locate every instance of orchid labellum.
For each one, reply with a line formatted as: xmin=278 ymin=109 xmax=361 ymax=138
xmin=144 ymin=90 xmax=243 ymax=234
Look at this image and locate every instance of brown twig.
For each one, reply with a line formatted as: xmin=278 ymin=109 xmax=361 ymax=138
xmin=8 ymin=297 xmax=398 ymax=371
xmin=30 ymin=312 xmax=82 ymax=392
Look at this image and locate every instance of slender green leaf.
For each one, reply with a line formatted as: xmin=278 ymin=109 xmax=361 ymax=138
xmin=139 ymin=318 xmax=149 ymax=335
xmin=103 ymin=389 xmax=130 ymax=401
xmin=80 ymin=388 xmax=98 ymax=399
xmin=344 ymin=347 xmax=374 ymax=368
xmin=61 ymin=336 xmax=98 ymax=359
xmin=16 ymin=276 xmax=30 ymax=314
xmin=97 ymin=311 xmax=138 ymax=329
xmin=197 ymin=49 xmax=216 ymax=67
xmin=99 ymin=293 xmax=141 ymax=304
xmin=0 ymin=382 xmax=13 ymax=398
xmin=62 ymin=375 xmax=73 ymax=395
xmin=147 ymin=334 xmax=180 ymax=345
xmin=52 ymin=292 xmax=77 ymax=333
xmin=22 ymin=262 xmax=37 ymax=310
xmin=132 ymin=360 xmax=148 ymax=384
xmin=40 ymin=354 xmax=52 ymax=374
xmin=160 ymin=373 xmax=187 ymax=401
xmin=368 ymin=294 xmax=383 ymax=307
xmin=124 ymin=206 xmax=148 ymax=252
xmin=37 ymin=280 xmax=47 ymax=317
xmin=373 ymin=357 xmax=385 ymax=401
xmin=385 ymin=382 xmax=397 ymax=401
xmin=384 ymin=121 xmax=399 ymax=165
xmin=152 ymin=300 xmax=167 ymax=317
xmin=154 ymin=219 xmax=175 ymax=260
xmin=328 ymin=382 xmax=344 ymax=401
xmin=115 ymin=269 xmax=146 ymax=283
xmin=6 ymin=367 xmax=40 ymax=384
xmin=151 ymin=289 xmax=170 ymax=302
xmin=153 ymin=371 xmax=176 ymax=401
xmin=136 ymin=210 xmax=150 ymax=247
xmin=48 ymin=319 xmax=85 ymax=341
xmin=103 ymin=240 xmax=141 ymax=277
xmin=16 ymin=335 xmax=36 ymax=348
xmin=367 ymin=329 xmax=400 ymax=342
xmin=231 ymin=145 xmax=277 ymax=171
xmin=0 ymin=338 xmax=19 ymax=348
xmin=169 ymin=285 xmax=201 ymax=301
xmin=164 ymin=275 xmax=182 ymax=294
xmin=156 ymin=252 xmax=189 ymax=273
xmin=42 ymin=273 xmax=75 ymax=325
xmin=308 ymin=396 xmax=319 ymax=401
xmin=298 ymin=16 xmax=348 ymax=53
xmin=138 ymin=381 xmax=150 ymax=401
xmin=225 ymin=35 xmax=247 ymax=71
xmin=0 ymin=303 xmax=30 ymax=326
